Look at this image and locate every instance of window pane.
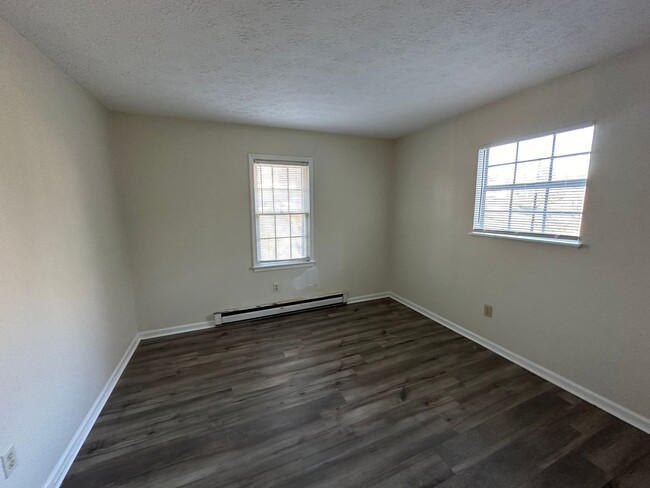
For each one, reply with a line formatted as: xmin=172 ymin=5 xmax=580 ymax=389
xmin=488 ymin=142 xmax=517 ymax=165
xmin=273 ymin=189 xmax=289 ymax=212
xmin=258 ymin=215 xmax=275 ymax=238
xmin=291 ymin=214 xmax=305 ymax=236
xmin=273 ymin=167 xmax=289 ymax=188
xmin=552 ymin=154 xmax=590 ymax=181
xmin=261 ymin=189 xmax=274 ymax=213
xmin=484 ymin=189 xmax=511 ymax=211
xmin=511 ymin=188 xmax=546 ymax=212
xmin=515 ymin=159 xmax=551 ymax=184
xmin=510 ymin=211 xmax=534 ymax=232
xmin=546 ymin=187 xmax=586 ymax=213
xmin=530 ymin=215 xmax=544 ymax=234
xmin=276 ymin=237 xmax=291 ymax=260
xmin=252 ymin=159 xmax=311 ymax=264
xmin=554 ymin=126 xmax=594 ymax=156
xmin=275 ymin=215 xmax=290 ymax=237
xmin=475 ymin=127 xmax=593 ymax=241
xmin=487 ymin=164 xmax=515 ymax=186
xmin=289 ymin=190 xmax=305 ymax=212
xmin=259 ymin=239 xmax=276 ymax=261
xmin=483 ymin=211 xmax=511 ymax=231
xmin=288 ymin=167 xmax=303 ymax=189
xmin=291 ymin=237 xmax=305 ymax=259
xmin=543 ymin=213 xmax=582 ymax=236
xmin=259 ymin=166 xmax=273 ymax=189
xmin=517 ymin=134 xmax=553 ymax=161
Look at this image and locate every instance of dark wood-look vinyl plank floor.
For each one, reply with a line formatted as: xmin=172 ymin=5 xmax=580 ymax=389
xmin=62 ymin=298 xmax=650 ymax=487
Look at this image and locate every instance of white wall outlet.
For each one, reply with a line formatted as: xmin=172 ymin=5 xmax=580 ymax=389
xmin=2 ymin=445 xmax=17 ymax=479
xmin=273 ymin=283 xmax=279 ymax=292
xmin=483 ymin=304 xmax=493 ymax=318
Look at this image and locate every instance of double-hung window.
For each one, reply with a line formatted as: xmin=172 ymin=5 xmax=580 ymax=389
xmin=472 ymin=124 xmax=595 ymax=246
xmin=249 ymin=154 xmax=314 ymax=269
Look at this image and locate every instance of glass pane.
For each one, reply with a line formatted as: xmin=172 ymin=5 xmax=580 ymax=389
xmin=273 ymin=189 xmax=289 ymax=212
xmin=273 ymin=167 xmax=288 ymax=188
xmin=543 ymin=213 xmax=582 ymax=236
xmin=552 ymin=154 xmax=591 ymax=181
xmin=484 ymin=189 xmax=511 ymax=211
xmin=483 ymin=211 xmax=511 ymax=231
xmin=255 ymin=192 xmax=262 ymax=213
xmin=515 ymin=159 xmax=551 ymax=184
xmin=275 ymin=215 xmax=290 ymax=238
xmin=488 ymin=142 xmax=517 ymax=165
xmin=258 ymin=215 xmax=275 ymax=239
xmin=518 ymin=134 xmax=553 ymax=161
xmin=486 ymin=164 xmax=515 ymax=186
xmin=291 ymin=214 xmax=305 ymax=236
xmin=509 ymin=212 xmax=534 ymax=232
xmin=288 ymin=167 xmax=303 ymax=189
xmin=511 ymin=188 xmax=546 ymax=212
xmin=530 ymin=215 xmax=544 ymax=234
xmin=289 ymin=190 xmax=305 ymax=212
xmin=259 ymin=239 xmax=276 ymax=261
xmin=276 ymin=238 xmax=291 ymax=260
xmin=546 ymin=187 xmax=586 ymax=213
xmin=554 ymin=126 xmax=594 ymax=156
xmin=261 ymin=189 xmax=274 ymax=213
xmin=291 ymin=237 xmax=305 ymax=259
xmin=259 ymin=165 xmax=274 ymax=189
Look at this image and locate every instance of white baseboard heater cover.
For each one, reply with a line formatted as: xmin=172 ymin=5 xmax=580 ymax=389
xmin=215 ymin=292 xmax=348 ymax=325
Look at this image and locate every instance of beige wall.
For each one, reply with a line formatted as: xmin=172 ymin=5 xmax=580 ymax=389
xmin=3 ymin=13 xmax=650 ymax=485
xmin=390 ymin=45 xmax=650 ymax=419
xmin=112 ymin=114 xmax=393 ymax=331
xmin=0 ymin=20 xmax=137 ymax=488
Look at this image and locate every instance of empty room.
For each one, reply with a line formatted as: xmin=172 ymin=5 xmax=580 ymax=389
xmin=2 ymin=1 xmax=650 ymax=487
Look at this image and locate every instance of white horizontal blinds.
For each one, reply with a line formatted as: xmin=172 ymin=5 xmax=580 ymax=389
xmin=474 ymin=125 xmax=594 ymax=240
xmin=254 ymin=160 xmax=310 ymax=263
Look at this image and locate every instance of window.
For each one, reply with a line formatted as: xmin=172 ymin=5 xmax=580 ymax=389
xmin=249 ymin=154 xmax=314 ymax=269
xmin=472 ymin=124 xmax=595 ymax=246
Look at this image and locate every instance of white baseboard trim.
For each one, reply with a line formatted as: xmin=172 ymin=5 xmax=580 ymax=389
xmin=138 ymin=320 xmax=215 ymax=341
xmin=387 ymin=292 xmax=650 ymax=435
xmin=44 ymin=334 xmax=140 ymax=488
xmin=45 ymin=291 xmax=649 ymax=487
xmin=347 ymin=292 xmax=390 ymax=304
xmin=44 ymin=319 xmax=215 ymax=487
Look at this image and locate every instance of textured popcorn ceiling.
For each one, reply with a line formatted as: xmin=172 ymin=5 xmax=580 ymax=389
xmin=1 ymin=1 xmax=650 ymax=137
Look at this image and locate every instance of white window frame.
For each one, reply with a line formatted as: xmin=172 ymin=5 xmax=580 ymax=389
xmin=248 ymin=154 xmax=315 ymax=271
xmin=471 ymin=122 xmax=595 ymax=248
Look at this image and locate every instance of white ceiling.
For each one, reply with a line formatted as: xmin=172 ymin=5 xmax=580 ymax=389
xmin=1 ymin=1 xmax=650 ymax=138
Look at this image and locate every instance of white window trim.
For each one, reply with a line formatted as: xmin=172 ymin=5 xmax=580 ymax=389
xmin=472 ymin=121 xmax=595 ymax=248
xmin=470 ymin=231 xmax=583 ymax=247
xmin=248 ymin=154 xmax=315 ymax=271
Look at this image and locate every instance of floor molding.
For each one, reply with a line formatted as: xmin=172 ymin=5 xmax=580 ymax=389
xmin=387 ymin=291 xmax=650 ymax=435
xmin=347 ymin=292 xmax=389 ymax=304
xmin=46 ymin=292 xmax=649 ymax=487
xmin=44 ymin=334 xmax=140 ymax=488
xmin=44 ymin=320 xmax=215 ymax=487
xmin=138 ymin=320 xmax=215 ymax=341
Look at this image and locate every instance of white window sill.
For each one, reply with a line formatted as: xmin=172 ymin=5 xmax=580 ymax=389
xmin=470 ymin=231 xmax=583 ymax=248
xmin=251 ymin=260 xmax=316 ymax=272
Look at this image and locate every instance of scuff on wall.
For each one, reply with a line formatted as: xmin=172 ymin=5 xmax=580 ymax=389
xmin=292 ymin=266 xmax=320 ymax=290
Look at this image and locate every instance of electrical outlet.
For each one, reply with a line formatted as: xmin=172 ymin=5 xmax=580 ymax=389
xmin=483 ymin=304 xmax=493 ymax=318
xmin=273 ymin=283 xmax=279 ymax=292
xmin=2 ymin=445 xmax=17 ymax=479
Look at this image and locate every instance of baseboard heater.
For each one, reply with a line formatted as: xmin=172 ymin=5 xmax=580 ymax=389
xmin=214 ymin=292 xmax=348 ymax=325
